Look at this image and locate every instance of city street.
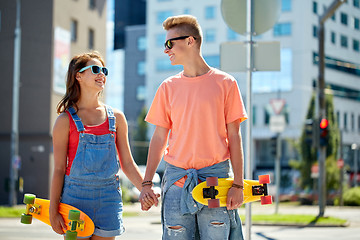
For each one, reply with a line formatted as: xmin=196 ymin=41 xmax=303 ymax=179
xmin=1 ymin=203 xmax=359 ymax=240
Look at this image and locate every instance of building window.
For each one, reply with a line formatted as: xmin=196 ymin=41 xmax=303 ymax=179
xmin=156 ymin=33 xmax=166 ymax=48
xmin=156 ymin=58 xmax=182 ymax=72
xmin=136 ymin=86 xmax=146 ymax=101
xmin=273 ymin=23 xmax=291 ymax=36
xmin=205 ymin=6 xmax=216 ymax=19
xmin=353 ymin=39 xmax=360 ymax=52
xmin=331 ymin=31 xmax=336 ymax=44
xmin=70 ymin=20 xmax=77 ymax=42
xmin=264 ymin=108 xmax=270 ymax=125
xmin=344 ymin=112 xmax=348 ymax=131
xmin=184 ymin=8 xmax=191 ymax=15
xmin=157 ymin=11 xmax=173 ymax=24
xmin=330 ymin=11 xmax=336 ymax=21
xmin=358 ymin=115 xmax=360 ymax=132
xmin=340 ymin=12 xmax=348 ymax=26
xmin=137 ymin=36 xmax=146 ymax=51
xmin=355 ymin=17 xmax=360 ymax=30
xmin=88 ymin=28 xmax=94 ymax=50
xmin=205 ymin=29 xmax=216 ymax=42
xmin=337 ymin=111 xmax=340 ymax=127
xmin=313 ymin=1 xmax=318 ymax=14
xmin=352 ymin=113 xmax=355 ymax=131
xmin=137 ymin=61 xmax=145 ymax=76
xmin=340 ymin=35 xmax=348 ymax=48
xmin=227 ymin=28 xmax=238 ymax=41
xmin=203 ymin=55 xmax=219 ymax=68
xmin=354 ymin=0 xmax=360 ymax=8
xmin=313 ymin=25 xmax=318 ymax=38
xmin=89 ymin=0 xmax=96 ymax=9
xmin=282 ymin=0 xmax=291 ymax=12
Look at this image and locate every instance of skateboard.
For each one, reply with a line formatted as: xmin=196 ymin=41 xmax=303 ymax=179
xmin=192 ymin=175 xmax=272 ymax=208
xmin=20 ymin=193 xmax=95 ymax=240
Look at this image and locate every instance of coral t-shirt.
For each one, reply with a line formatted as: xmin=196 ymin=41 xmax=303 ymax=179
xmin=145 ymin=68 xmax=247 ymax=174
xmin=65 ymin=111 xmax=116 ymax=176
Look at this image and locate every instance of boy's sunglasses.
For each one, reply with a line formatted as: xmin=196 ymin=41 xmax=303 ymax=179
xmin=164 ymin=36 xmax=196 ymax=50
xmin=79 ymin=65 xmax=109 ymax=76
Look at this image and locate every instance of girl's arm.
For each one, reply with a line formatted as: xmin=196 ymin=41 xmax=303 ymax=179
xmin=49 ymin=113 xmax=69 ymax=234
xmin=114 ymin=110 xmax=145 ymax=191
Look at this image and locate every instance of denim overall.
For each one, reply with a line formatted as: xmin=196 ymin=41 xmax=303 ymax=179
xmin=61 ymin=106 xmax=124 ymax=238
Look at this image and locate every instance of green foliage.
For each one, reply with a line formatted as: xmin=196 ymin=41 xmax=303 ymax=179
xmin=343 ymin=187 xmax=360 ymax=206
xmin=132 ymin=107 xmax=149 ymax=166
xmin=0 ymin=206 xmax=24 ymax=218
xmin=294 ymin=92 xmax=341 ymax=193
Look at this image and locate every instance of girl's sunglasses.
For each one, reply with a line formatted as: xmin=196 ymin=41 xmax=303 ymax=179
xmin=79 ymin=65 xmax=109 ymax=76
xmin=164 ymin=36 xmax=196 ymax=50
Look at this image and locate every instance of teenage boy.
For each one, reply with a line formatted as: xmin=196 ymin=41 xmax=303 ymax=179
xmin=140 ymin=15 xmax=247 ymax=240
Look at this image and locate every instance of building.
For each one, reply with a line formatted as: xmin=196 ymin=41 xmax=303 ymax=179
xmin=0 ymin=0 xmax=107 ymax=205
xmin=124 ymin=25 xmax=147 ymax=126
xmin=144 ymin=0 xmax=360 ymax=184
xmin=114 ymin=0 xmax=146 ymax=49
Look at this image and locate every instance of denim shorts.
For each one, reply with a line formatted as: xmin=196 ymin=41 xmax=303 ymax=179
xmin=163 ymin=184 xmax=236 ymax=240
xmin=61 ymin=177 xmax=125 ymax=237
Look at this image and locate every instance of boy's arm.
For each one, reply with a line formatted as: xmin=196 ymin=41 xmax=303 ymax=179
xmin=140 ymin=125 xmax=169 ymax=210
xmin=226 ymin=119 xmax=245 ymax=210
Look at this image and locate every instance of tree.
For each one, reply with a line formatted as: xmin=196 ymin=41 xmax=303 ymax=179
xmin=132 ymin=107 xmax=149 ymax=166
xmin=291 ymin=91 xmax=340 ymax=193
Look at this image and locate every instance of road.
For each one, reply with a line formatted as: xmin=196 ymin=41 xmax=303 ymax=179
xmin=1 ymin=204 xmax=359 ymax=240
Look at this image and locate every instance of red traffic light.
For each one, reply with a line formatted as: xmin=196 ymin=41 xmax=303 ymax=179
xmin=319 ymin=118 xmax=328 ymax=129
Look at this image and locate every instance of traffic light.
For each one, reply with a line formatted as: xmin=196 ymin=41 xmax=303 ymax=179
xmin=319 ymin=118 xmax=329 ymax=146
xmin=304 ymin=119 xmax=313 ymax=144
xmin=270 ymin=136 xmax=277 ymax=157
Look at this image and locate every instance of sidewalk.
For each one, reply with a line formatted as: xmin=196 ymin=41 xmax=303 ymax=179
xmin=124 ymin=202 xmax=360 ymax=227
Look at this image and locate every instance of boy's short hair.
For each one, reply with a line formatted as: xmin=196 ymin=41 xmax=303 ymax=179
xmin=163 ymin=15 xmax=203 ymax=47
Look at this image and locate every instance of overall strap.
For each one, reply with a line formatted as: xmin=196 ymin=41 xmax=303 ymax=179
xmin=68 ymin=106 xmax=85 ymax=132
xmin=105 ymin=105 xmax=116 ymax=132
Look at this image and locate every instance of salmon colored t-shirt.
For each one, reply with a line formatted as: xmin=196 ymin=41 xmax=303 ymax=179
xmin=65 ymin=111 xmax=116 ymax=176
xmin=145 ymin=68 xmax=247 ymax=185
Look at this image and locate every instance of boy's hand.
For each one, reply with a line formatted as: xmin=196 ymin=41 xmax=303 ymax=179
xmin=226 ymin=187 xmax=244 ymax=210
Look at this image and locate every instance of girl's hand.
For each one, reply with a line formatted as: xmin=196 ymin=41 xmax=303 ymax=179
xmin=139 ymin=186 xmax=160 ymax=211
xmin=50 ymin=210 xmax=67 ymax=235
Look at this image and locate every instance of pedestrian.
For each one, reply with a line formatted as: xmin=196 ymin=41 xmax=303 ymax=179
xmin=140 ymin=15 xmax=248 ymax=239
xmin=50 ymin=51 xmax=154 ymax=239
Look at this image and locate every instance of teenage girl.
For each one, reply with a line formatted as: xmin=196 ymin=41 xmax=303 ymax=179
xmin=50 ymin=52 xmax=153 ymax=239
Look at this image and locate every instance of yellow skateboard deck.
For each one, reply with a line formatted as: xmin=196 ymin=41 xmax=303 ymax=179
xmin=21 ymin=194 xmax=95 ymax=239
xmin=192 ymin=175 xmax=272 ymax=208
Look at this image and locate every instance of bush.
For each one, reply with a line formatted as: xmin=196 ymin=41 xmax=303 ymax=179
xmin=343 ymin=187 xmax=360 ymax=206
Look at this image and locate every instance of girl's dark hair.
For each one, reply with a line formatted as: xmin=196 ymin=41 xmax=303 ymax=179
xmin=56 ymin=51 xmax=105 ymax=114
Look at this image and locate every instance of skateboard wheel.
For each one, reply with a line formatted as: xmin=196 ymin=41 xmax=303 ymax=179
xmin=261 ymin=195 xmax=272 ymax=205
xmin=20 ymin=213 xmax=33 ymax=224
xmin=258 ymin=175 xmax=271 ymax=184
xmin=23 ymin=194 xmax=36 ymax=204
xmin=68 ymin=210 xmax=81 ymax=221
xmin=208 ymin=199 xmax=220 ymax=208
xmin=65 ymin=230 xmax=78 ymax=240
xmin=206 ymin=177 xmax=218 ymax=187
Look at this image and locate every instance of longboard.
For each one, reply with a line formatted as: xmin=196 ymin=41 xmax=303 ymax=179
xmin=21 ymin=193 xmax=95 ymax=240
xmin=192 ymin=175 xmax=272 ymax=208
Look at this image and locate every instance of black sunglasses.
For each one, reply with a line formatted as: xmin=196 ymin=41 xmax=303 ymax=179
xmin=164 ymin=36 xmax=196 ymax=50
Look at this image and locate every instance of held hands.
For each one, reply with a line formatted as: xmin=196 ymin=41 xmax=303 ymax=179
xmin=139 ymin=184 xmax=160 ymax=211
xmin=226 ymin=185 xmax=244 ymax=210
